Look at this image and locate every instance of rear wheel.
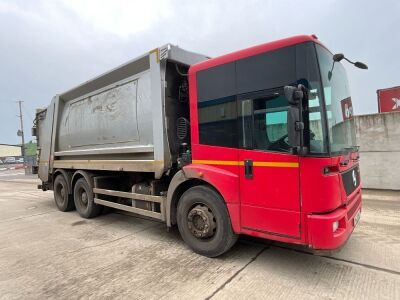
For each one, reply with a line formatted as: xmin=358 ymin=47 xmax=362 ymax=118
xmin=177 ymin=186 xmax=238 ymax=257
xmin=54 ymin=174 xmax=74 ymax=212
xmin=73 ymin=177 xmax=102 ymax=218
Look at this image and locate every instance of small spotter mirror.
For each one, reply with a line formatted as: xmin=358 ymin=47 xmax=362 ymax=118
xmin=354 ymin=61 xmax=368 ymax=69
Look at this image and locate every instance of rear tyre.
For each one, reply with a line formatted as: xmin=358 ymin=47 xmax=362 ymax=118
xmin=54 ymin=174 xmax=74 ymax=212
xmin=177 ymin=186 xmax=238 ymax=257
xmin=73 ymin=177 xmax=102 ymax=218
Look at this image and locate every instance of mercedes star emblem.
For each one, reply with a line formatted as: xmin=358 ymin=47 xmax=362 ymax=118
xmin=352 ymin=170 xmax=357 ymax=186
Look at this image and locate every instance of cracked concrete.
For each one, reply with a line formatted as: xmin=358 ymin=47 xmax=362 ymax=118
xmin=0 ymin=173 xmax=399 ymax=299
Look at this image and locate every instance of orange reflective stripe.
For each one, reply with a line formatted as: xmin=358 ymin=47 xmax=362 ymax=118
xmin=252 ymin=161 xmax=299 ymax=168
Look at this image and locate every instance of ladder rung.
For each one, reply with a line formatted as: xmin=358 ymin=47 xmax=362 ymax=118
xmin=94 ymin=198 xmax=164 ymax=220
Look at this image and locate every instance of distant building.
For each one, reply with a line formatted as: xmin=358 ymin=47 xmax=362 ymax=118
xmin=0 ymin=144 xmax=22 ymax=157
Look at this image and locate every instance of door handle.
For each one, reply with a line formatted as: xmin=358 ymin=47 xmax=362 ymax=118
xmin=244 ymin=159 xmax=253 ymax=179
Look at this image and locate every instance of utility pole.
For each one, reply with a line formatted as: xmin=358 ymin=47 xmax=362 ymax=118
xmin=16 ymin=100 xmax=25 ymax=158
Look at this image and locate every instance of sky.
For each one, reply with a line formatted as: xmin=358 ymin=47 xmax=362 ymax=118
xmin=0 ymin=0 xmax=399 ymax=145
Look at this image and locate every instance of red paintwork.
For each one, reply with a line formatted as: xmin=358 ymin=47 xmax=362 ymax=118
xmin=239 ymin=149 xmax=300 ymax=238
xmin=307 ymin=189 xmax=361 ymax=249
xmin=186 ymin=35 xmax=362 ymax=250
xmin=189 ymin=35 xmax=321 ymax=75
xmin=183 ymin=144 xmax=241 ymax=234
xmin=377 ymin=86 xmax=400 ymax=113
xmin=183 ymin=157 xmax=239 ymax=204
xmin=300 ymin=156 xmax=343 ymax=212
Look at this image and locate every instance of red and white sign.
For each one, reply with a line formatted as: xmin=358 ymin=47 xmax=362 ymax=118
xmin=341 ymin=97 xmax=354 ymax=120
xmin=377 ymin=86 xmax=400 ymax=113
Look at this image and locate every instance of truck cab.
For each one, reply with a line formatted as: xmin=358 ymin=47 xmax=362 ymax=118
xmin=185 ymin=35 xmax=362 ymax=251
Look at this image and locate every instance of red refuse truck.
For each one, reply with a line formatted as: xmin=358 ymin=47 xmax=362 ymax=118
xmin=34 ymin=35 xmax=366 ymax=257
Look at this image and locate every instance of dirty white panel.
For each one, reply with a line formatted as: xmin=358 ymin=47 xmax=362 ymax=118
xmin=59 ymin=79 xmax=139 ymax=150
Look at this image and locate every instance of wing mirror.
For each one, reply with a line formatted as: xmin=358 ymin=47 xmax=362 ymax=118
xmin=284 ymin=85 xmax=307 ymax=155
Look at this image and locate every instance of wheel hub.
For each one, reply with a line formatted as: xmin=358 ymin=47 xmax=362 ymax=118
xmin=187 ymin=205 xmax=216 ymax=239
xmin=81 ymin=191 xmax=88 ymax=204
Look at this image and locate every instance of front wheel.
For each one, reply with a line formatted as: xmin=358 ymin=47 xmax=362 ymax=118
xmin=177 ymin=186 xmax=238 ymax=257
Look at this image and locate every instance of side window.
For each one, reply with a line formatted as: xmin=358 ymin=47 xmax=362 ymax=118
xmin=236 ymin=45 xmax=296 ymax=153
xmin=197 ymin=96 xmax=237 ymax=148
xmin=197 ymin=63 xmax=238 ymax=148
xmin=239 ymin=92 xmax=291 ymax=153
xmin=196 ymin=45 xmax=296 ymax=150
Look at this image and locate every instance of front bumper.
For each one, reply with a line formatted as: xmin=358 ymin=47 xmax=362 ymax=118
xmin=307 ymin=190 xmax=362 ymax=250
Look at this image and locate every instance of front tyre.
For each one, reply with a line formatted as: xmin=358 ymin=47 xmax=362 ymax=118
xmin=177 ymin=186 xmax=238 ymax=257
xmin=73 ymin=177 xmax=102 ymax=219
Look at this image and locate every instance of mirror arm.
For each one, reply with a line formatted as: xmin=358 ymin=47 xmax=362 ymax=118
xmin=297 ymin=86 xmax=305 ymax=155
xmin=296 ymin=84 xmax=308 ymax=156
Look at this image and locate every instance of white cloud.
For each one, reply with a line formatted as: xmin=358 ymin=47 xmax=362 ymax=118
xmin=58 ymin=0 xmax=173 ymax=38
xmin=0 ymin=1 xmax=45 ymax=23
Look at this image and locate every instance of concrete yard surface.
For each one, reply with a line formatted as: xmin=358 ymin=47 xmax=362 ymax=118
xmin=0 ymin=173 xmax=399 ymax=299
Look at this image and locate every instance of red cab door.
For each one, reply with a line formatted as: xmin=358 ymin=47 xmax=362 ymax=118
xmin=238 ymin=92 xmax=301 ymax=239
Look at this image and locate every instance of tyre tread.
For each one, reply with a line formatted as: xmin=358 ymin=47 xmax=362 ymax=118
xmin=177 ymin=185 xmax=238 ymax=257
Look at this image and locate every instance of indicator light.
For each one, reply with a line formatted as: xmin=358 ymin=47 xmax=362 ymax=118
xmin=332 ymin=221 xmax=339 ymax=232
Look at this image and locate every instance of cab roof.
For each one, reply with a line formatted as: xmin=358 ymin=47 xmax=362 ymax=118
xmin=189 ymin=35 xmax=322 ymax=75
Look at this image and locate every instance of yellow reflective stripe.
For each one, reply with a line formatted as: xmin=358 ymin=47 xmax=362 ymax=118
xmin=192 ymin=160 xmax=299 ymax=168
xmin=192 ymin=160 xmax=240 ymax=166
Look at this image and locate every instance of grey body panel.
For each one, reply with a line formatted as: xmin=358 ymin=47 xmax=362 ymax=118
xmin=37 ymin=101 xmax=55 ymax=182
xmin=37 ymin=45 xmax=207 ymax=182
xmin=57 ymin=75 xmax=146 ymax=151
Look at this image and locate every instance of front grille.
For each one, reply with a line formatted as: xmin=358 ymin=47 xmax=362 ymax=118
xmin=341 ymin=165 xmax=360 ymax=196
xmin=347 ymin=195 xmax=361 ymax=219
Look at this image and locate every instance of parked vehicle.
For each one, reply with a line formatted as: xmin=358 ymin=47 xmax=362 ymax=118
xmin=34 ymin=35 xmax=364 ymax=257
xmin=4 ymin=157 xmax=16 ymax=164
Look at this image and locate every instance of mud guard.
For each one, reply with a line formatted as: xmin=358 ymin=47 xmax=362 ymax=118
xmin=166 ymin=164 xmax=240 ymax=232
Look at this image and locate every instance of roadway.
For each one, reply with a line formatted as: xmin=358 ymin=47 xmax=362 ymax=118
xmin=0 ymin=171 xmax=399 ymax=299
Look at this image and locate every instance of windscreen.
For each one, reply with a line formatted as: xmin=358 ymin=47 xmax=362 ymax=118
xmin=316 ymin=45 xmax=357 ymax=154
